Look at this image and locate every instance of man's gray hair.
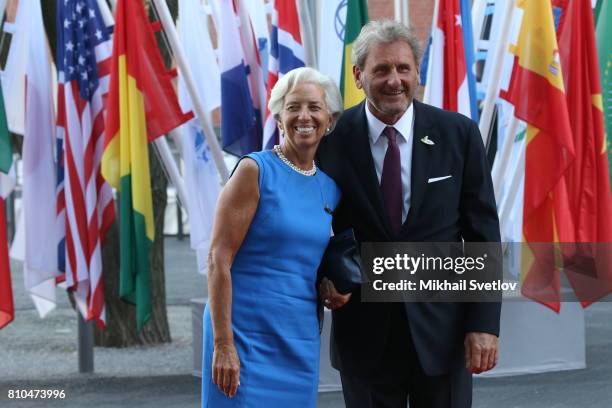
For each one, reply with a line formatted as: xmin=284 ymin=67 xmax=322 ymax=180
xmin=351 ymin=19 xmax=422 ymax=70
xmin=268 ymin=67 xmax=343 ymax=129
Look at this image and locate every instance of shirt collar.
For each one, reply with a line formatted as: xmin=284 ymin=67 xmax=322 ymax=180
xmin=366 ymin=101 xmax=414 ymax=145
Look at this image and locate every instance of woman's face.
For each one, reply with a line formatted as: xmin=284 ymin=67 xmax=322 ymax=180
xmin=279 ymin=82 xmax=332 ymax=150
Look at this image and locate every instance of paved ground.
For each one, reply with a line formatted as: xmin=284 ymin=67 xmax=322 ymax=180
xmin=1 ymin=237 xmax=610 ymax=407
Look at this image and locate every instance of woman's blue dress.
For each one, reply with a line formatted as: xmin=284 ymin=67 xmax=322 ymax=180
xmin=201 ymin=150 xmax=340 ymax=407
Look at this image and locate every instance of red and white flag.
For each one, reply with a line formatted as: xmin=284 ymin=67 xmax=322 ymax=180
xmin=424 ymin=0 xmax=472 ymax=118
xmin=56 ymin=0 xmax=116 ymax=327
xmin=262 ymin=0 xmax=305 ymax=149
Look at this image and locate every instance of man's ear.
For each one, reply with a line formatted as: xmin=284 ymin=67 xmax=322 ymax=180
xmin=353 ymin=65 xmax=363 ymax=89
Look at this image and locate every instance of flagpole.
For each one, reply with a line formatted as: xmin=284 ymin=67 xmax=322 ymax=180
xmin=477 ymin=0 xmax=515 ymax=147
xmin=422 ymin=0 xmax=439 ymax=104
xmin=151 ymin=0 xmax=230 ymax=183
xmin=152 ymin=136 xmax=189 ymax=211
xmin=492 ymin=114 xmax=519 ymax=199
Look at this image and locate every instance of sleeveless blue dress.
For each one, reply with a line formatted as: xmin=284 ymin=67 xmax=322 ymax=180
xmin=201 ymin=150 xmax=340 ymax=408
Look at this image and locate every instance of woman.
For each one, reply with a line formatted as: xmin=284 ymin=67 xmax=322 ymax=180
xmin=202 ymin=67 xmax=346 ymax=407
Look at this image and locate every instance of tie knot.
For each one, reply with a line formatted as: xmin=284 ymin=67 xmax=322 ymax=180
xmin=383 ymin=126 xmax=397 ymax=145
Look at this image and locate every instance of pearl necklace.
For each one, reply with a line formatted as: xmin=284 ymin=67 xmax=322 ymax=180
xmin=273 ymin=145 xmax=317 ymax=176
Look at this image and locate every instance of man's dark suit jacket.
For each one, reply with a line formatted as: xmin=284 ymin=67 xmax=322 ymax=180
xmin=317 ymin=100 xmax=502 ymax=377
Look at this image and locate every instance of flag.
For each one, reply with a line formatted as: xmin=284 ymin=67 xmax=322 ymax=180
xmin=56 ymin=0 xmax=116 ymax=328
xmin=0 ymin=85 xmax=13 ymax=329
xmin=243 ymin=0 xmax=270 ymax=86
xmin=262 ymin=0 xmax=305 ymax=149
xmin=215 ymin=0 xmax=264 ymax=156
xmin=7 ymin=0 xmax=61 ymax=318
xmin=101 ymin=0 xmax=193 ymax=330
xmin=178 ymin=0 xmax=222 ymax=274
xmin=424 ymin=0 xmax=478 ymax=120
xmin=554 ymin=0 xmax=612 ymax=305
xmin=501 ymin=0 xmax=575 ymax=311
xmin=595 ymin=0 xmax=612 ymax=181
xmin=318 ymin=0 xmax=347 ymax=90
xmin=341 ymin=0 xmax=368 ymax=109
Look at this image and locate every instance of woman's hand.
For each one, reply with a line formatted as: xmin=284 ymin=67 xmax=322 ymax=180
xmin=319 ymin=277 xmax=351 ymax=309
xmin=212 ymin=342 xmax=241 ymax=398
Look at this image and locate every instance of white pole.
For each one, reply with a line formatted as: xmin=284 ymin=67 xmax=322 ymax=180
xmin=498 ymin=140 xmax=524 ymax=235
xmin=492 ymin=114 xmax=519 ymax=198
xmin=422 ymin=0 xmax=439 ymax=104
xmin=152 ymin=136 xmax=189 ymax=211
xmin=152 ymin=0 xmax=230 ymax=183
xmin=477 ymin=0 xmax=515 ymax=147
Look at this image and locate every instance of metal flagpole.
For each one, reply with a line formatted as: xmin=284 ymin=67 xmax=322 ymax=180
xmin=477 ymin=0 xmax=515 ymax=147
xmin=151 ymin=0 xmax=230 ymax=184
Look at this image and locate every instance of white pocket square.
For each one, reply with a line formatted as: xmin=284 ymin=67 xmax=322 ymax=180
xmin=427 ymin=175 xmax=452 ymax=183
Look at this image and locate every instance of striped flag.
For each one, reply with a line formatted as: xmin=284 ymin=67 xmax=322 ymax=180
xmin=56 ymin=0 xmax=116 ymax=328
xmin=262 ymin=0 xmax=305 ymax=149
xmin=501 ymin=0 xmax=575 ymax=311
xmin=424 ymin=0 xmax=478 ymax=120
xmin=0 ymin=85 xmax=13 ymax=329
xmin=341 ymin=0 xmax=368 ymax=109
xmin=215 ymin=0 xmax=264 ymax=156
xmin=101 ymin=0 xmax=193 ymax=330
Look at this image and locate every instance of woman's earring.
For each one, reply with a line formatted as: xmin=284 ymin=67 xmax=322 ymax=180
xmin=326 ymin=127 xmax=331 ymax=134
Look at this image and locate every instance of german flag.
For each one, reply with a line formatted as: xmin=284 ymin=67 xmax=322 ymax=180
xmin=102 ymin=0 xmax=192 ymax=330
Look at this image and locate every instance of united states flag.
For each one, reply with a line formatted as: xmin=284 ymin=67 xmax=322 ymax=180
xmin=56 ymin=0 xmax=115 ymax=328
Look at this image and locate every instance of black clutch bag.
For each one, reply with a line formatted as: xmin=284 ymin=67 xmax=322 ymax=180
xmin=317 ymin=229 xmax=362 ymax=294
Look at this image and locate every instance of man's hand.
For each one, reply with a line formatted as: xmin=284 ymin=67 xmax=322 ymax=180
xmin=464 ymin=332 xmax=498 ymax=374
xmin=319 ymin=277 xmax=351 ymax=310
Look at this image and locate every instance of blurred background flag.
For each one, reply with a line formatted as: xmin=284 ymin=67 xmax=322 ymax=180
xmin=0 ymin=85 xmax=13 ymax=329
xmin=101 ymin=0 xmax=193 ymax=330
xmin=56 ymin=0 xmax=116 ymax=328
xmin=214 ymin=0 xmax=263 ymax=156
xmin=594 ymin=0 xmax=611 ymax=182
xmin=423 ymin=0 xmax=478 ymax=120
xmin=553 ymin=0 xmax=612 ymax=306
xmin=15 ymin=0 xmax=60 ymax=318
xmin=501 ymin=0 xmax=575 ymax=311
xmin=262 ymin=0 xmax=305 ymax=149
xmin=177 ymin=0 xmax=222 ymax=275
xmin=317 ymin=0 xmax=347 ymax=90
xmin=341 ymin=0 xmax=368 ymax=109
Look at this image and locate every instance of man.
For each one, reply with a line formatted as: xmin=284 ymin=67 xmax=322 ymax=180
xmin=317 ymin=20 xmax=501 ymax=407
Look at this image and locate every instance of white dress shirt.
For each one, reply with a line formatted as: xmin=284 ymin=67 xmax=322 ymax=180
xmin=365 ymin=102 xmax=415 ymax=223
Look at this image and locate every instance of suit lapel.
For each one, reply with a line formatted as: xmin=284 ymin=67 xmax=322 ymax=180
xmin=403 ymin=100 xmax=434 ymax=232
xmin=345 ymin=103 xmax=392 ymax=239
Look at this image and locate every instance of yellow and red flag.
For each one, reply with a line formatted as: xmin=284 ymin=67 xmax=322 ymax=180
xmin=102 ymin=0 xmax=193 ymax=330
xmin=501 ymin=0 xmax=575 ymax=311
xmin=554 ymin=0 xmax=612 ymax=306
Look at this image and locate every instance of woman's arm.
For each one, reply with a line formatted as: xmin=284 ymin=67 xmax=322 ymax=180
xmin=207 ymin=158 xmax=260 ymax=398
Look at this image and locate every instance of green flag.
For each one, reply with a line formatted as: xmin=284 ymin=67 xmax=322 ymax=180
xmin=340 ymin=0 xmax=368 ymax=109
xmin=0 ymin=88 xmax=12 ymax=174
xmin=597 ymin=0 xmax=612 ymax=181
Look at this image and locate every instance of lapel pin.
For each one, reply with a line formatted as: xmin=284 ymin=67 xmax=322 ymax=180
xmin=420 ymin=135 xmax=435 ymax=145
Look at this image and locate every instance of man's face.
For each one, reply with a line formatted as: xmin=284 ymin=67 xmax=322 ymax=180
xmin=354 ymin=40 xmax=419 ymax=124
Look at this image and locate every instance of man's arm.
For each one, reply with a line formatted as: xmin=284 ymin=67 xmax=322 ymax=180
xmin=459 ymin=120 xmax=502 ymax=373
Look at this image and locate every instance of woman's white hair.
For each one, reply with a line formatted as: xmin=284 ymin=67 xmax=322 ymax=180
xmin=268 ymin=67 xmax=343 ymax=131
